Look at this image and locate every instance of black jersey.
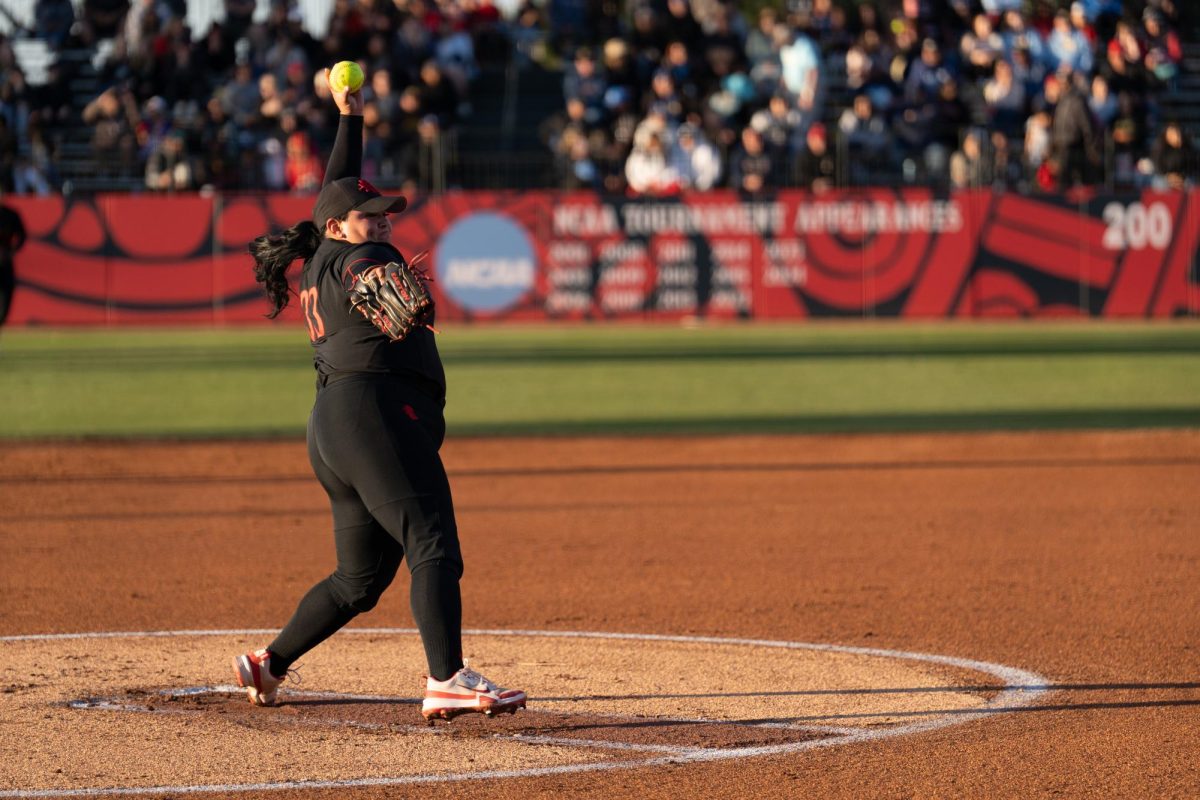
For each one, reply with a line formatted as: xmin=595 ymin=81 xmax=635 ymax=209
xmin=299 ymin=237 xmax=446 ymax=400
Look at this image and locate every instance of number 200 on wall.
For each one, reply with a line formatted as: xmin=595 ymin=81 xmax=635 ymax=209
xmin=1102 ymin=201 xmax=1173 ymax=251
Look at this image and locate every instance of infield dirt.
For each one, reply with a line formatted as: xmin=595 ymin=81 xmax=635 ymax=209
xmin=1 ymin=430 xmax=1198 ymax=799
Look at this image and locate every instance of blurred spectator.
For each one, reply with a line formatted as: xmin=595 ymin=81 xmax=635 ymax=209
xmin=749 ymin=94 xmax=794 ymax=160
xmin=702 ymin=6 xmax=746 ymax=92
xmin=0 ymin=63 xmax=29 ymax=146
xmin=745 ymin=8 xmax=779 ymax=71
xmin=1002 ymin=9 xmax=1049 ymax=73
xmin=548 ymin=0 xmax=590 ymax=54
xmin=555 ymin=126 xmax=600 ymax=190
xmin=562 ymin=47 xmax=606 ymax=126
xmin=392 ymin=15 xmax=433 ymax=86
xmin=259 ymin=136 xmax=286 ymax=190
xmin=223 ymin=0 xmax=256 ymax=43
xmin=602 ymin=38 xmax=637 ymax=97
xmin=905 ymin=38 xmax=955 ymax=105
xmin=894 ymin=74 xmax=960 ymax=183
xmin=1088 ymin=74 xmax=1117 ymax=130
xmin=628 ymin=4 xmax=666 ymax=71
xmin=625 ymin=129 xmax=680 ymax=196
xmin=855 ymin=3 xmax=885 ymax=40
xmin=1111 ymin=91 xmax=1145 ymax=188
xmin=950 ymin=129 xmax=988 ymax=188
xmin=1149 ymin=121 xmax=1195 ymax=189
xmin=284 ymin=131 xmax=323 ymax=192
xmin=1079 ymin=0 xmax=1124 ymax=40
xmin=197 ymin=96 xmax=237 ymax=189
xmin=417 ymin=61 xmax=460 ymax=126
xmin=927 ymin=79 xmax=969 ymax=177
xmin=467 ymin=0 xmax=508 ymax=65
xmin=1142 ymin=9 xmax=1182 ymax=89
xmin=81 ymin=86 xmax=140 ymax=178
xmin=823 ymin=3 xmax=855 ymax=54
xmin=1100 ymin=24 xmax=1147 ymax=108
xmin=145 ymin=131 xmax=197 ymax=191
xmin=34 ymin=0 xmax=76 ymax=50
xmin=793 ymin=122 xmax=835 ymax=192
xmin=961 ymin=14 xmax=1004 ymax=80
xmin=808 ymin=0 xmax=835 ymax=41
xmin=946 ymin=0 xmax=975 ymax=36
xmin=391 ymin=86 xmax=426 ymax=186
xmin=1025 ymin=108 xmax=1054 ymax=188
xmin=219 ymin=61 xmax=262 ymax=131
xmin=748 ymin=19 xmax=794 ymax=100
xmin=435 ymin=6 xmax=479 ymax=97
xmin=1051 ymin=71 xmax=1100 ymax=186
xmin=258 ymin=72 xmax=286 ymax=133
xmin=592 ymin=86 xmax=638 ymax=192
xmin=28 ymin=60 xmax=72 ymax=129
xmin=645 ymin=69 xmax=685 ymax=122
xmin=728 ymin=125 xmax=775 ymax=196
xmin=84 ymin=0 xmax=130 ymax=39
xmin=984 ymin=59 xmax=1026 ymax=139
xmin=1068 ymin=2 xmax=1097 ymax=46
xmin=136 ymin=95 xmax=173 ymax=162
xmin=1108 ymin=20 xmax=1145 ymax=80
xmin=158 ymin=35 xmax=205 ymax=106
xmin=508 ymin=3 xmax=549 ymax=71
xmin=14 ymin=122 xmax=55 ymax=195
xmin=991 ymin=131 xmax=1022 ymax=189
xmin=661 ymin=41 xmax=699 ymax=104
xmin=1048 ymin=10 xmax=1094 ymax=75
xmin=366 ymin=68 xmax=400 ymax=129
xmin=838 ymin=93 xmax=892 ymax=183
xmin=779 ymin=21 xmax=821 ymax=109
xmin=670 ymin=121 xmax=721 ymax=190
xmin=123 ymin=0 xmax=156 ymax=58
xmin=664 ymin=0 xmax=703 ymax=52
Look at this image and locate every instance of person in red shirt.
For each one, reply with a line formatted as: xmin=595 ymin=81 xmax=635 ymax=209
xmin=284 ymin=131 xmax=324 ymax=192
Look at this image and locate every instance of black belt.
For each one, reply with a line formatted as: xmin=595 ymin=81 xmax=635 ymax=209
xmin=315 ymin=370 xmax=444 ymax=402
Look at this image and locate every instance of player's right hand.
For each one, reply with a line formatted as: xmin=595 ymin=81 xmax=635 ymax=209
xmin=325 ymin=68 xmax=364 ymax=117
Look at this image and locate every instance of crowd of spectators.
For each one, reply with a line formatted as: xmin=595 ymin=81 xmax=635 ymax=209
xmin=0 ymin=0 xmax=1195 ymax=195
xmin=544 ymin=0 xmax=1196 ymax=195
xmin=2 ymin=0 xmax=501 ymax=193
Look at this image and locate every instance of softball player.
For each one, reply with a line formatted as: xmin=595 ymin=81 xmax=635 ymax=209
xmin=235 ymin=75 xmax=525 ymax=722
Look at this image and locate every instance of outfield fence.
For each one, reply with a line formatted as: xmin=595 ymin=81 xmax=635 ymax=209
xmin=6 ymin=188 xmax=1199 ymax=326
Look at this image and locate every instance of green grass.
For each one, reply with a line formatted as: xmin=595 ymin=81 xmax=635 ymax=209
xmin=2 ymin=322 xmax=1198 ymax=438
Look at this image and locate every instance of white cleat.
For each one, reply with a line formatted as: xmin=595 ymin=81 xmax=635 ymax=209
xmin=421 ymin=665 xmax=526 ymax=723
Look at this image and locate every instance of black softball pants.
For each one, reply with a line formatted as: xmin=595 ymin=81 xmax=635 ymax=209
xmin=268 ymin=375 xmax=464 ymax=680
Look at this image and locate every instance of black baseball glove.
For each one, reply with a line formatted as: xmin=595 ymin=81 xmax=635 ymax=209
xmin=347 ymin=253 xmax=435 ymax=341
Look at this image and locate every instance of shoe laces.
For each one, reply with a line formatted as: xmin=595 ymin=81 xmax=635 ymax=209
xmin=266 ymin=656 xmax=302 ymax=687
xmin=456 ymin=662 xmax=496 ymax=692
xmin=283 ymin=663 xmax=303 ymax=686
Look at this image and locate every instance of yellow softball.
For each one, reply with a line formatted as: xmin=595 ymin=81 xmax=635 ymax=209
xmin=328 ymin=60 xmax=365 ymax=93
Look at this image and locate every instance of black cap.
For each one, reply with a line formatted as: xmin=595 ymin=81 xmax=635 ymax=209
xmin=312 ymin=177 xmax=408 ymax=228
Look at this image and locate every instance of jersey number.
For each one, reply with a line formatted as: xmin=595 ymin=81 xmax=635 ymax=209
xmin=299 ymin=287 xmax=326 ymax=342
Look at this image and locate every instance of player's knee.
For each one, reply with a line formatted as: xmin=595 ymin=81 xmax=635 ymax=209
xmin=346 ymin=592 xmax=382 ymax=613
xmin=409 ymin=556 xmax=463 ymax=579
xmin=328 ymin=573 xmax=388 ymax=613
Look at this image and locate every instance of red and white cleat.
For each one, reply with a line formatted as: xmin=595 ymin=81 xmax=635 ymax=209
xmin=231 ymin=648 xmax=286 ymax=706
xmin=421 ymin=665 xmax=526 ymax=723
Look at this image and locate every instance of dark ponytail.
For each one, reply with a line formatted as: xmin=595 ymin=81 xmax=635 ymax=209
xmin=249 ymin=220 xmax=323 ymax=318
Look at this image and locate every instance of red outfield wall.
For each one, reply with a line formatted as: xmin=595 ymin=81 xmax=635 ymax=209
xmin=6 ymin=189 xmax=1199 ymax=325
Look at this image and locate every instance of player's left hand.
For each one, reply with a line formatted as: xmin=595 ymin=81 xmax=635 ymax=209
xmin=326 ymin=68 xmax=363 ymax=116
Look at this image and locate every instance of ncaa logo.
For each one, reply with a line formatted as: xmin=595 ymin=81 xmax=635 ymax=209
xmin=435 ymin=212 xmax=536 ymax=313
